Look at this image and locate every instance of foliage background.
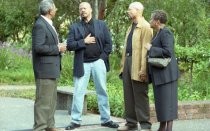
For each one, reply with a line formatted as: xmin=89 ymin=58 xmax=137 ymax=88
xmin=0 ymin=0 xmax=210 ymax=117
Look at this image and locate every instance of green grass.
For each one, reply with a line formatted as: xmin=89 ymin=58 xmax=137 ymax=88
xmin=0 ymin=48 xmax=34 ymax=84
xmin=0 ymin=69 xmax=34 ymax=84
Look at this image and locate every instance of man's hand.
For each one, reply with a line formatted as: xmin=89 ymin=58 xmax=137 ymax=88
xmin=138 ymin=73 xmax=147 ymax=82
xmin=58 ymin=43 xmax=66 ymax=53
xmin=84 ymin=34 xmax=96 ymax=44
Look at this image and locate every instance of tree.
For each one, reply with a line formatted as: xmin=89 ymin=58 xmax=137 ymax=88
xmin=0 ymin=0 xmax=37 ymax=42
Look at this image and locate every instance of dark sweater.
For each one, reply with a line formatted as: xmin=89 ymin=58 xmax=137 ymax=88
xmin=126 ymin=22 xmax=137 ymax=55
xmin=82 ymin=19 xmax=100 ymax=62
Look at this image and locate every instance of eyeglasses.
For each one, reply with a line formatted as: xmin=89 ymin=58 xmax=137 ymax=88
xmin=54 ymin=7 xmax=58 ymax=11
xmin=52 ymin=4 xmax=58 ymax=12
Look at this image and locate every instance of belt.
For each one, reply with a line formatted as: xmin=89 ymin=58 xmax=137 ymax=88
xmin=126 ymin=53 xmax=132 ymax=57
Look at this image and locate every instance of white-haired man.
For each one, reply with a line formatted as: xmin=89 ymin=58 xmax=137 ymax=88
xmin=118 ymin=2 xmax=153 ymax=131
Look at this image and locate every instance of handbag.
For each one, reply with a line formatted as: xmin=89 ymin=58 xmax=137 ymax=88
xmin=148 ymin=57 xmax=171 ymax=68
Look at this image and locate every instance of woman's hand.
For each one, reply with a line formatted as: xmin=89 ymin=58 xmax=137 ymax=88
xmin=145 ymin=43 xmax=152 ymax=51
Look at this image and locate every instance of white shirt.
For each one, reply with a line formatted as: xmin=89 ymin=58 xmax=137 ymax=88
xmin=41 ymin=15 xmax=53 ymax=27
xmin=41 ymin=15 xmax=58 ymax=34
xmin=41 ymin=15 xmax=59 ymax=43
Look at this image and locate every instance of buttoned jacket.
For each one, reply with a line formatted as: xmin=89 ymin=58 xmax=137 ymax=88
xmin=148 ymin=27 xmax=179 ymax=85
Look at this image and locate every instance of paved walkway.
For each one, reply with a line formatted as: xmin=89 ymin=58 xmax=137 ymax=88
xmin=0 ymin=85 xmax=210 ymax=131
xmin=0 ymin=97 xmax=210 ymax=131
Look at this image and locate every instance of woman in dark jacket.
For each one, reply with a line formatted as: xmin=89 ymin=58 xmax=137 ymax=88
xmin=145 ymin=10 xmax=179 ymax=131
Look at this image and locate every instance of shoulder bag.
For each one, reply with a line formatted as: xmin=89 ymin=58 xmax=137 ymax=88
xmin=148 ymin=57 xmax=171 ymax=68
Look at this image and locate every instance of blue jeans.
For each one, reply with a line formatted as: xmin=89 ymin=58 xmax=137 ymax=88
xmin=71 ymin=59 xmax=111 ymax=124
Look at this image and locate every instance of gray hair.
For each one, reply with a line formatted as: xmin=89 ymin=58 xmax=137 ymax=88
xmin=152 ymin=10 xmax=168 ymax=24
xmin=39 ymin=0 xmax=54 ymax=15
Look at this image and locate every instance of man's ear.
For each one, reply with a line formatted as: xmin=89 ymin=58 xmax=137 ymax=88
xmin=48 ymin=9 xmax=52 ymax=15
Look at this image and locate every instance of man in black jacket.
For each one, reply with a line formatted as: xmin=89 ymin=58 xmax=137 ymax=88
xmin=65 ymin=2 xmax=119 ymax=130
xmin=32 ymin=0 xmax=66 ymax=130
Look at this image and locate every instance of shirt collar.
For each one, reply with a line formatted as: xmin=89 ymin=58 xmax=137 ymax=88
xmin=41 ymin=15 xmax=53 ymax=26
xmin=82 ymin=18 xmax=93 ymax=25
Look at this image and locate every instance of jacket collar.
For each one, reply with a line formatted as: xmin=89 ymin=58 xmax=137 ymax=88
xmin=39 ymin=16 xmax=58 ymax=44
xmin=135 ymin=17 xmax=145 ymax=28
xmin=78 ymin=19 xmax=99 ymax=38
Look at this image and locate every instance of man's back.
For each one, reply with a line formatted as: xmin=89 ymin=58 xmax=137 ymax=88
xmin=32 ymin=16 xmax=61 ymax=79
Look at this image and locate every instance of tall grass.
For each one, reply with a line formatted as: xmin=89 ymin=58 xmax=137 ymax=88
xmin=0 ymin=48 xmax=34 ymax=84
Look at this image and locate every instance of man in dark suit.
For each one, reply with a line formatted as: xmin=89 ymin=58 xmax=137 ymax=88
xmin=32 ymin=0 xmax=66 ymax=130
xmin=65 ymin=2 xmax=119 ymax=130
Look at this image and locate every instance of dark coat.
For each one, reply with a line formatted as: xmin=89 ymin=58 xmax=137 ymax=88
xmin=67 ymin=19 xmax=112 ymax=77
xmin=148 ymin=27 xmax=179 ymax=86
xmin=32 ymin=16 xmax=61 ymax=79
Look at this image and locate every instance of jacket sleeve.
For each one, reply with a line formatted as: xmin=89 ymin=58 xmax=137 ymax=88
xmin=32 ymin=23 xmax=59 ymax=55
xmin=149 ymin=29 xmax=173 ymax=58
xmin=140 ymin=27 xmax=153 ymax=75
xmin=66 ymin=24 xmax=86 ymax=51
xmin=103 ymin=22 xmax=112 ymax=55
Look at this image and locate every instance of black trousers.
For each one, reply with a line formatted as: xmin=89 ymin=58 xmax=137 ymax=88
xmin=122 ymin=56 xmax=151 ymax=129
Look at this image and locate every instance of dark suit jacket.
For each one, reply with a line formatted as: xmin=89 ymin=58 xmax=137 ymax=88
xmin=32 ymin=16 xmax=61 ymax=79
xmin=67 ymin=19 xmax=112 ymax=77
xmin=148 ymin=27 xmax=179 ymax=86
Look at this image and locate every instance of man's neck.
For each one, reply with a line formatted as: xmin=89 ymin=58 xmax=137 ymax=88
xmin=83 ymin=15 xmax=92 ymax=23
xmin=44 ymin=14 xmax=52 ymax=20
xmin=132 ymin=15 xmax=142 ymax=24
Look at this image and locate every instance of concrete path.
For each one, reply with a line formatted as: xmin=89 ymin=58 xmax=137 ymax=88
xmin=0 ymin=83 xmax=210 ymax=131
xmin=0 ymin=97 xmax=210 ymax=131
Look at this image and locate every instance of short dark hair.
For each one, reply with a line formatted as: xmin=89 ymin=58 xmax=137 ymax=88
xmin=151 ymin=10 xmax=168 ymax=24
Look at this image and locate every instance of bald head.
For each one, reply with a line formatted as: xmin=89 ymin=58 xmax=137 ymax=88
xmin=129 ymin=2 xmax=144 ymax=11
xmin=79 ymin=2 xmax=92 ymax=21
xmin=79 ymin=2 xmax=91 ymax=9
xmin=127 ymin=1 xmax=144 ymax=20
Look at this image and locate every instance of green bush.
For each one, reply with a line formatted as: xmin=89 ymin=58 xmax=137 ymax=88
xmin=59 ymin=52 xmax=74 ymax=86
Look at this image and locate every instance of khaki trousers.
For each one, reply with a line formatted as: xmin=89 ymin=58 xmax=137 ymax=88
xmin=33 ymin=79 xmax=57 ymax=131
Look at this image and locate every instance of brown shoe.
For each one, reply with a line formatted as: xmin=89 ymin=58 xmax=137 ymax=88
xmin=117 ymin=125 xmax=138 ymax=131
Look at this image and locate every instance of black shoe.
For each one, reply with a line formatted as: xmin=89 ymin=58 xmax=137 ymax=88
xmin=101 ymin=120 xmax=119 ymax=128
xmin=65 ymin=122 xmax=81 ymax=130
